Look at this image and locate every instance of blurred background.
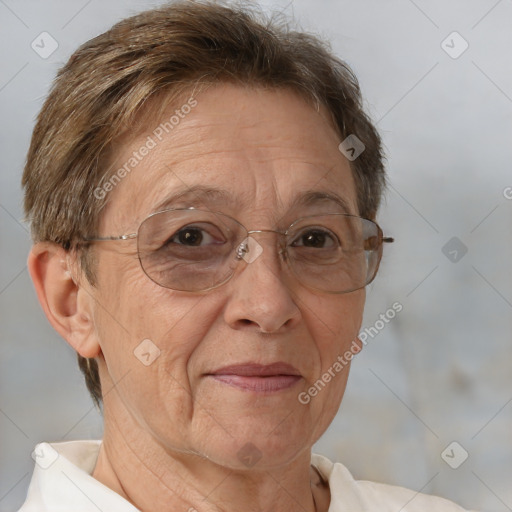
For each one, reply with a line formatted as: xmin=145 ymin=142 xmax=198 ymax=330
xmin=1 ymin=0 xmax=511 ymax=510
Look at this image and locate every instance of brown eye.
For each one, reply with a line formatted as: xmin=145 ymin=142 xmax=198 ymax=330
xmin=302 ymin=230 xmax=326 ymax=248
xmin=291 ymin=228 xmax=337 ymax=249
xmin=162 ymin=223 xmax=224 ymax=249
xmin=176 ymin=228 xmax=203 ymax=246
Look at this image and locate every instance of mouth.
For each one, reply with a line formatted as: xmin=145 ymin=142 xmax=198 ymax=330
xmin=206 ymin=362 xmax=302 ymax=393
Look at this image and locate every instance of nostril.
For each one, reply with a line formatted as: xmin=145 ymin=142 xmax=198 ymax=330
xmin=240 ymin=319 xmax=252 ymax=325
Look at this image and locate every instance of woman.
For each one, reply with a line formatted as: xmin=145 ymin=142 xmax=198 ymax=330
xmin=20 ymin=2 xmax=472 ymax=511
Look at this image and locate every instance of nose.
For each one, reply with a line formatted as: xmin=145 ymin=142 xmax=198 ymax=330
xmin=223 ymin=232 xmax=302 ymax=333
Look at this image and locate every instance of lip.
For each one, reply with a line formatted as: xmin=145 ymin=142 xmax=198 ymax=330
xmin=206 ymin=362 xmax=302 ymax=393
xmin=209 ymin=362 xmax=301 ymax=377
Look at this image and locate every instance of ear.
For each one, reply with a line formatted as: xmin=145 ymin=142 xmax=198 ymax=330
xmin=28 ymin=242 xmax=101 ymax=358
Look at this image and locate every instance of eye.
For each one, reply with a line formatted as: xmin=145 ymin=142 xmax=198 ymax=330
xmin=291 ymin=228 xmax=338 ymax=249
xmin=174 ymin=227 xmax=205 ymax=246
xmin=165 ymin=224 xmax=224 ymax=248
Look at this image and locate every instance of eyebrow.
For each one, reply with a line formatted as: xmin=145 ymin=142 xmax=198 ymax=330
xmin=153 ymin=185 xmax=232 ymax=212
xmin=291 ymin=190 xmax=352 ymax=214
xmin=152 ymin=185 xmax=352 ymax=214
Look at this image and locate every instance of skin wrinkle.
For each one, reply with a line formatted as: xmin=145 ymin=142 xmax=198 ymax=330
xmin=101 ymin=86 xmax=348 ymax=234
xmin=100 ymin=165 xmax=355 ymax=239
xmin=80 ymin=84 xmax=364 ymax=512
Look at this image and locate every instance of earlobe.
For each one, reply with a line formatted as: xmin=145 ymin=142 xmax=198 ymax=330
xmin=28 ymin=242 xmax=101 ymax=359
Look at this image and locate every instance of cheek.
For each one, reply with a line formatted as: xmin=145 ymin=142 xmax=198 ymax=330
xmin=93 ymin=254 xmax=223 ymax=398
xmin=301 ymin=290 xmax=364 ymax=422
xmin=308 ymin=290 xmax=365 ymax=355
xmin=96 ymin=283 xmax=208 ymax=375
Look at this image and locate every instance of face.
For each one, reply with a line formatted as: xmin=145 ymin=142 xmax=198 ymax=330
xmin=88 ymin=84 xmax=365 ymax=469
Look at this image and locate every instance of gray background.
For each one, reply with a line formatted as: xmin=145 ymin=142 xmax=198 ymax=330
xmin=1 ymin=0 xmax=511 ymax=510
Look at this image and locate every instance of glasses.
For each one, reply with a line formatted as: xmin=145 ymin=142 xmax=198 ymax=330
xmin=85 ymin=207 xmax=393 ymax=293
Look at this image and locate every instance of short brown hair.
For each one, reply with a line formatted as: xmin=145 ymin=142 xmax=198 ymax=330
xmin=23 ymin=1 xmax=386 ymax=408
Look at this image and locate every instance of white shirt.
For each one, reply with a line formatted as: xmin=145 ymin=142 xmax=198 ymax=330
xmin=19 ymin=441 xmax=474 ymax=511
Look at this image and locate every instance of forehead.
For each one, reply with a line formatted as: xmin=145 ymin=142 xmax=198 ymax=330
xmin=101 ymin=84 xmax=358 ymax=231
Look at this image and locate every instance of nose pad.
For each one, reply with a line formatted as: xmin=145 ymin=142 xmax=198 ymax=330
xmin=235 ymin=237 xmax=263 ymax=263
xmin=235 ymin=233 xmax=287 ymax=265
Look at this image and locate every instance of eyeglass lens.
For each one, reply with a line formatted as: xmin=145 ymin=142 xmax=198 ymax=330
xmin=137 ymin=209 xmax=383 ymax=293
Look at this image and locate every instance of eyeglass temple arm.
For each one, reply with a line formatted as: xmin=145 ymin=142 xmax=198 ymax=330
xmin=382 ymin=236 xmax=394 ymax=243
xmin=83 ymin=233 xmax=137 ymax=242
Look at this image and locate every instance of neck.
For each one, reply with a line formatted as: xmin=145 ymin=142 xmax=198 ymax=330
xmin=92 ymin=404 xmax=329 ymax=512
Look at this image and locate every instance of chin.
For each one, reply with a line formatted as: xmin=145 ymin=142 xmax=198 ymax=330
xmin=193 ymin=418 xmax=315 ymax=471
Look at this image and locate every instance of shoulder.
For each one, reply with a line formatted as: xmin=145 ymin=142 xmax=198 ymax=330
xmin=18 ymin=441 xmax=139 ymax=512
xmin=311 ymin=453 xmax=477 ymax=512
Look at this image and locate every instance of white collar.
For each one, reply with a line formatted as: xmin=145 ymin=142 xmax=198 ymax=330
xmin=21 ymin=440 xmax=466 ymax=512
xmin=19 ymin=441 xmax=140 ymax=511
xmin=20 ymin=441 xmax=365 ymax=511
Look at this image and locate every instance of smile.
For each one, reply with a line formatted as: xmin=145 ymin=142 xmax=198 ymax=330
xmin=207 ymin=363 xmax=302 ymax=392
